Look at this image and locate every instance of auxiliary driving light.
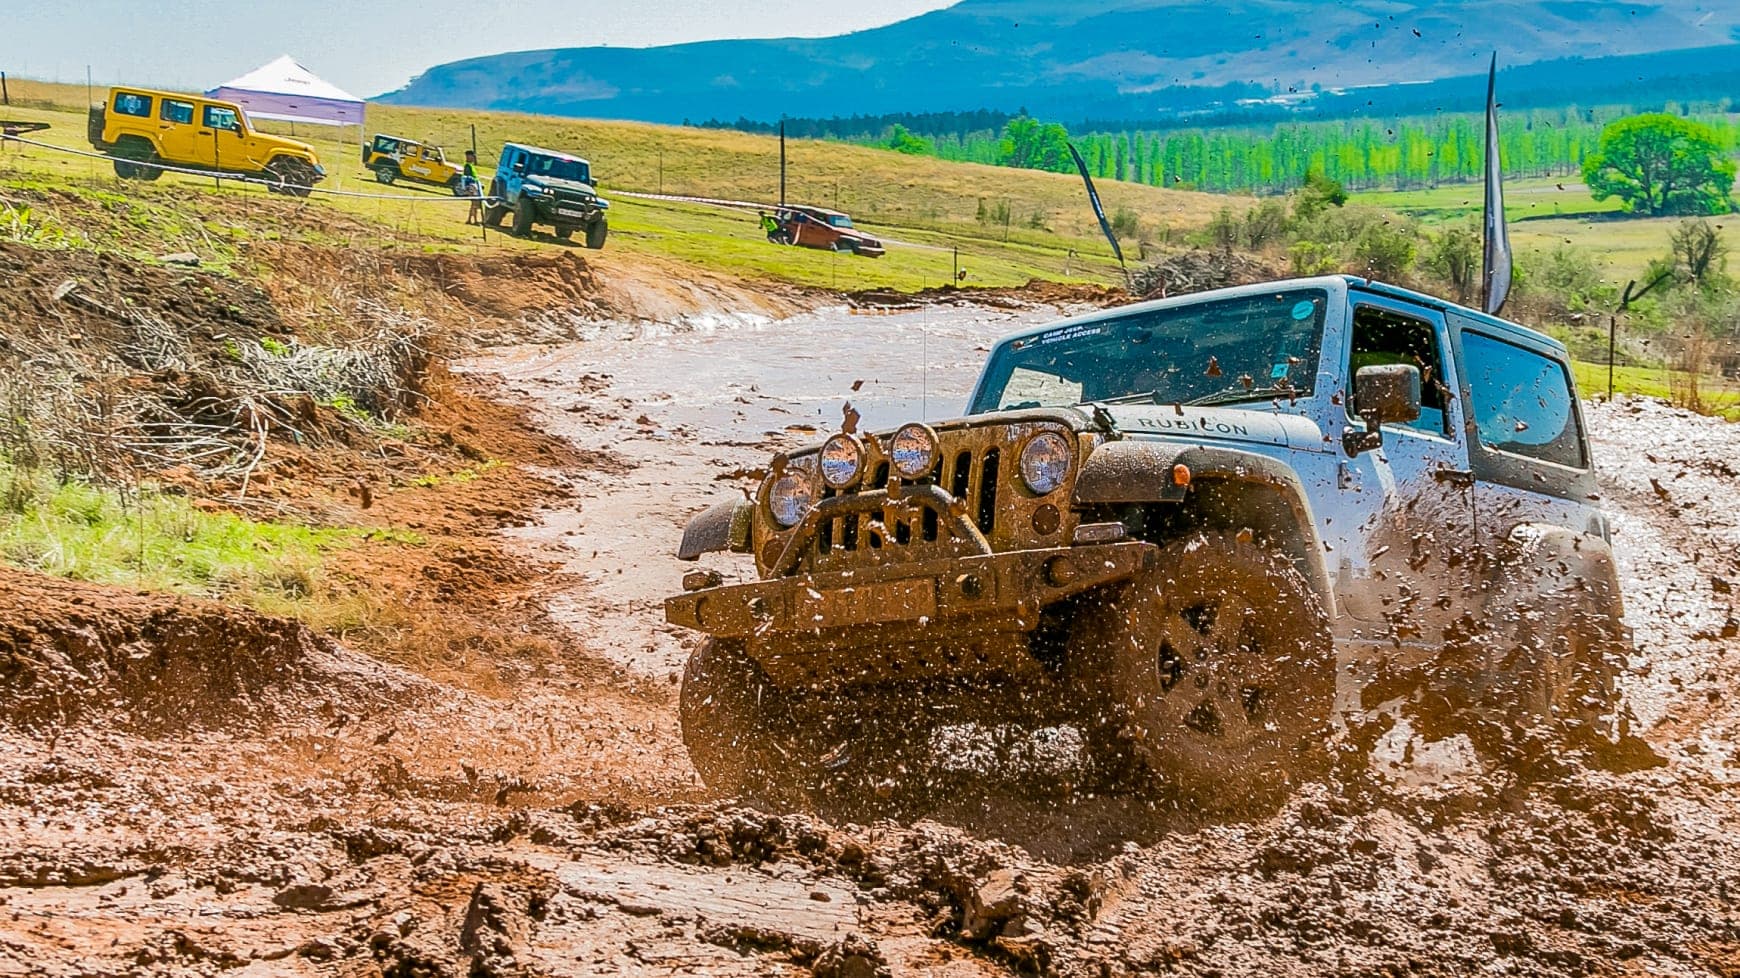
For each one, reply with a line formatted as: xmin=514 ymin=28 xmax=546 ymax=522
xmin=889 ymin=424 xmax=939 ymax=480
xmin=766 ymin=468 xmax=817 ymax=528
xmin=820 ymin=433 xmax=865 ymax=489
xmin=1018 ymin=431 xmax=1072 ymax=495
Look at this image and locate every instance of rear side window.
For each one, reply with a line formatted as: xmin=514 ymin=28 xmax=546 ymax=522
xmin=113 ymin=92 xmax=152 ymax=117
xmin=203 ymin=105 xmax=239 ymax=131
xmin=160 ymin=99 xmax=194 ymax=125
xmin=1463 ymin=331 xmax=1585 ymax=468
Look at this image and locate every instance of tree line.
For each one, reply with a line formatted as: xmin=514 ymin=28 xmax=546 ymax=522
xmin=834 ymin=107 xmax=1740 ymax=197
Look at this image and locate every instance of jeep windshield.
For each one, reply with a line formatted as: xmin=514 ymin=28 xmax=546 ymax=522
xmin=971 ymin=288 xmax=1328 ymax=413
xmin=526 ymin=155 xmax=591 ymax=184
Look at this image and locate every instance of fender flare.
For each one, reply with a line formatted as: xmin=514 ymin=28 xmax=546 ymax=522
xmin=1488 ymin=522 xmax=1625 ymax=627
xmin=1074 ymin=441 xmax=1335 ymax=614
xmin=677 ymin=496 xmax=755 ymax=562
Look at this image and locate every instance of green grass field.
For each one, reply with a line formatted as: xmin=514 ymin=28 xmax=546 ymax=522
xmin=0 ymin=78 xmax=1245 ymax=292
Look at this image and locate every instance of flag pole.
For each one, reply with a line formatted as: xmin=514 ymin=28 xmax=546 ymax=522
xmin=1067 ymin=141 xmax=1129 ymax=291
xmin=1482 ymin=52 xmax=1512 ymax=316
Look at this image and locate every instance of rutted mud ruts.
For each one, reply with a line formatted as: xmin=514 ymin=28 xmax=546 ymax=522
xmin=1 ymin=301 xmax=1737 ymax=976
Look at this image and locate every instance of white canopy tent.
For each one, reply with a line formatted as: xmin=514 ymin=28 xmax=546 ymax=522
xmin=207 ymin=56 xmax=364 ymax=128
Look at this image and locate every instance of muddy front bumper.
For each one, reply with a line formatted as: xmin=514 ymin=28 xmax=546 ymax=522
xmin=664 ymin=541 xmax=1155 ymax=688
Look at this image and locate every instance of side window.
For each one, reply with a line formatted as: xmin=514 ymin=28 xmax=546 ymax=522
xmin=113 ymin=92 xmax=152 ymax=117
xmin=202 ymin=105 xmax=239 ymax=131
xmin=160 ymin=99 xmax=194 ymax=125
xmin=1462 ymin=332 xmax=1585 ymax=469
xmin=1349 ymin=305 xmax=1450 ymax=436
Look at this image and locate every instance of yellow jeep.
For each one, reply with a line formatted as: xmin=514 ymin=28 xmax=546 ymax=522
xmin=362 ymin=134 xmax=465 ymax=190
xmin=87 ymin=86 xmax=325 ymax=196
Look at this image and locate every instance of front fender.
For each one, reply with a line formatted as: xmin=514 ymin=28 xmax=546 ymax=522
xmin=677 ymin=497 xmax=755 ymax=561
xmin=1073 ymin=440 xmax=1334 ymax=614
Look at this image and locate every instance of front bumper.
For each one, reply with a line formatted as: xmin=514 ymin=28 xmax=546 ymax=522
xmin=534 ymin=197 xmax=603 ymax=223
xmin=664 ymin=540 xmax=1155 ymax=688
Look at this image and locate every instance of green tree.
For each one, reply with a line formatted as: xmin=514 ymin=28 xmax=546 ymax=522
xmin=885 ymin=124 xmax=934 ymax=156
xmin=996 ymin=116 xmax=1073 ymax=173
xmin=1294 ymin=170 xmax=1349 ymax=221
xmin=1422 ymin=223 xmax=1480 ymax=304
xmin=1582 ymin=114 xmax=1737 ymax=216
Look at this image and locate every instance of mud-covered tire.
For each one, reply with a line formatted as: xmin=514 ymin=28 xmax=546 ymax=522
xmin=482 ymin=203 xmax=508 ymax=229
xmin=511 ymin=198 xmax=536 ymax=237
xmin=554 ymin=226 xmax=574 ymax=241
xmin=1452 ymin=598 xmax=1628 ymax=758
xmin=680 ymin=639 xmax=807 ymax=808
xmin=110 ymin=139 xmax=154 ymax=180
xmin=585 ymin=218 xmax=608 ymax=250
xmin=1072 ymin=532 xmax=1334 ymax=812
xmin=266 ymin=158 xmax=315 ymax=198
xmin=374 ymin=165 xmax=398 ymax=186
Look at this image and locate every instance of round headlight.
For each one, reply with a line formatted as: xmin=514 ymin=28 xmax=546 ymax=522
xmin=1018 ymin=431 xmax=1072 ymax=495
xmin=819 ymin=434 xmax=864 ymax=489
xmin=888 ymin=424 xmax=939 ymax=480
xmin=766 ymin=468 xmax=817 ymax=528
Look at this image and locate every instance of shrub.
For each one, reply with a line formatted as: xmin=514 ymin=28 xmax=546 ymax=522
xmin=1351 ymin=222 xmax=1417 ymax=281
xmin=1288 ymin=240 xmax=1340 ymax=276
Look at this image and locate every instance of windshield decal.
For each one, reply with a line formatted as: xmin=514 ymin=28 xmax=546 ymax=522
xmin=1037 ymin=323 xmax=1104 ymax=346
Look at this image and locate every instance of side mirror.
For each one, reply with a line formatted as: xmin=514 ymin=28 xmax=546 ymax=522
xmin=1344 ymin=364 xmax=1421 ymax=455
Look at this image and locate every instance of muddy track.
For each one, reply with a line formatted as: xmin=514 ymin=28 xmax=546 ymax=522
xmin=2 ymin=306 xmax=1738 ymax=977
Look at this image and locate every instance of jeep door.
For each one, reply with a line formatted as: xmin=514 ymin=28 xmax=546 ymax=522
xmin=156 ymin=96 xmax=198 ymax=165
xmin=1445 ymin=312 xmax=1604 ymax=560
xmin=404 ymin=145 xmax=437 ymax=182
xmin=1332 ymin=294 xmax=1480 ymax=650
xmin=199 ymin=103 xmax=248 ymax=170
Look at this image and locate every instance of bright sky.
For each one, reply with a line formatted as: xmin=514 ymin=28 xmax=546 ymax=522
xmin=0 ymin=0 xmax=960 ymax=97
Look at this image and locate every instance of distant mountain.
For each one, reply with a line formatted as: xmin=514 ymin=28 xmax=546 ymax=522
xmin=380 ymin=0 xmax=1740 ymax=124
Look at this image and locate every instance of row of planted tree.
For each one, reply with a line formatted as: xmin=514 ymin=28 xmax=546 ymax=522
xmin=869 ymin=108 xmax=1740 ymax=211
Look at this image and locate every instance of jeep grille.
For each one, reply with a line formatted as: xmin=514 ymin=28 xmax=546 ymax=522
xmin=763 ymin=419 xmax=1082 ymax=578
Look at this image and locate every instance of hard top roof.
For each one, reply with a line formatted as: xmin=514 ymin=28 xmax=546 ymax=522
xmin=993 ymin=275 xmax=1564 ymax=355
xmin=502 ymin=143 xmax=591 ymax=165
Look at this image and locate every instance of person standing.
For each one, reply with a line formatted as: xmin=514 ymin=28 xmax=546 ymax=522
xmin=462 ymin=150 xmax=484 ymax=225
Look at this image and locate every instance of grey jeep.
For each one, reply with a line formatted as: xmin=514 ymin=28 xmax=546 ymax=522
xmin=667 ymin=276 xmax=1628 ymax=810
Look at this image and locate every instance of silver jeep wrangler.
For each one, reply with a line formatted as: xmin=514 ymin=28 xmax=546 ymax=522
xmin=668 ymin=277 xmax=1626 ymax=810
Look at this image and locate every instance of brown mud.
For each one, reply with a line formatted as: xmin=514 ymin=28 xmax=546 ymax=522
xmin=1 ymin=256 xmax=1738 ymax=975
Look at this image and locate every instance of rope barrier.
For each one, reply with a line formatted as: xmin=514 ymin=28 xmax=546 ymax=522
xmin=0 ymin=132 xmax=488 ymax=204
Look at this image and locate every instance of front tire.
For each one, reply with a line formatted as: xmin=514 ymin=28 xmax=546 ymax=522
xmin=266 ymin=158 xmax=316 ymax=198
xmin=680 ymin=639 xmax=806 ymax=808
xmin=584 ymin=218 xmax=608 ymax=250
xmin=1072 ymin=532 xmax=1335 ymax=812
xmin=374 ymin=165 xmax=398 ymax=185
xmin=511 ymin=198 xmax=536 ymax=237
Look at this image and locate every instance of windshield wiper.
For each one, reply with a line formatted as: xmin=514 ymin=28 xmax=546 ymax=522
xmin=1185 ymin=386 xmax=1294 ymax=407
xmin=1093 ymin=389 xmax=1166 ymax=405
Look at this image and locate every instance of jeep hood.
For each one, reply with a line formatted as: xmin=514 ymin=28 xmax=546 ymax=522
xmin=526 ymin=175 xmax=599 ymax=196
xmin=1097 ymin=403 xmax=1328 ymax=453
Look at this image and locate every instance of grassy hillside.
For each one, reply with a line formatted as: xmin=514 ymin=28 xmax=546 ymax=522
xmin=0 ymin=79 xmax=1237 ymax=292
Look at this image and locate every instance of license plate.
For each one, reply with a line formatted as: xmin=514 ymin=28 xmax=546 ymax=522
xmin=796 ymin=580 xmax=936 ymax=628
xmin=557 ymin=207 xmax=588 ymax=217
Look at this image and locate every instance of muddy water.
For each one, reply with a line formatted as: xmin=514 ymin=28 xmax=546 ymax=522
xmin=465 ymin=304 xmax=1063 ymax=676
